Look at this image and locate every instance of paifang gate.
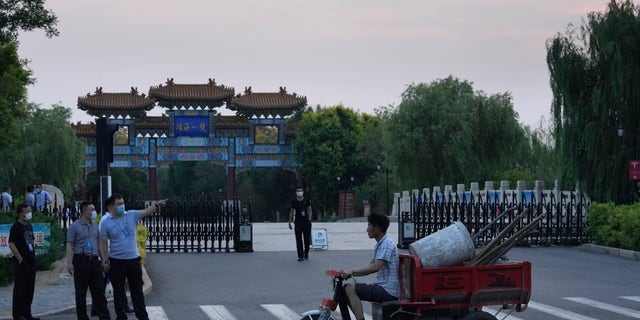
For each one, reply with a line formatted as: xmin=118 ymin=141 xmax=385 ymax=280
xmin=72 ymin=79 xmax=307 ymax=252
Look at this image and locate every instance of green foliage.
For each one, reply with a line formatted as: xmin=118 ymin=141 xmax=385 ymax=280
xmin=0 ymin=210 xmax=66 ymax=285
xmin=0 ymin=0 xmax=59 ymax=43
xmin=137 ymin=224 xmax=148 ymax=265
xmin=0 ymin=104 xmax=85 ymax=202
xmin=383 ymin=76 xmax=535 ymax=191
xmin=86 ymin=168 xmax=149 ymax=209
xmin=157 ymin=162 xmax=225 ymax=199
xmin=293 ymin=105 xmax=381 ymax=216
xmin=0 ymin=42 xmax=31 ymax=149
xmin=237 ymin=168 xmax=295 ymax=222
xmin=546 ymin=0 xmax=640 ymax=203
xmin=588 ymin=202 xmax=640 ymax=250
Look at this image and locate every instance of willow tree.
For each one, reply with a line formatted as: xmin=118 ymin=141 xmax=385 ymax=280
xmin=547 ymin=0 xmax=640 ymax=203
xmin=383 ymin=76 xmax=530 ymax=191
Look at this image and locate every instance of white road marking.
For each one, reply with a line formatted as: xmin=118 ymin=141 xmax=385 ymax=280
xmin=262 ymin=304 xmax=301 ymax=320
xmin=528 ymin=301 xmax=599 ymax=320
xmin=621 ymin=296 xmax=640 ymax=303
xmin=564 ymin=297 xmax=640 ymax=318
xmin=200 ymin=305 xmax=238 ymax=320
xmin=483 ymin=306 xmax=525 ymax=320
xmin=146 ymin=306 xmax=170 ymax=320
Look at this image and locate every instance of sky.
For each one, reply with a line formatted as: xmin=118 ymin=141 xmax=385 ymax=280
xmin=17 ymin=0 xmax=611 ymax=128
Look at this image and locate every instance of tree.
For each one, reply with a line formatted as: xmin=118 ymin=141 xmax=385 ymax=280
xmin=383 ymin=76 xmax=532 ymax=191
xmin=0 ymin=42 xmax=31 ymax=149
xmin=0 ymin=104 xmax=85 ymax=201
xmin=0 ymin=0 xmax=59 ymax=43
xmin=157 ymin=162 xmax=225 ymax=198
xmin=293 ymin=105 xmax=379 ymax=216
xmin=547 ymin=0 xmax=640 ymax=203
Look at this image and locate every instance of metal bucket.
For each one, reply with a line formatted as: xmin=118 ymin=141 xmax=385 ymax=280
xmin=408 ymin=221 xmax=475 ymax=268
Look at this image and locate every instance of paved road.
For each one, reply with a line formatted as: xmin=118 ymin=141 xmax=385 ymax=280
xmin=9 ymin=222 xmax=640 ymax=319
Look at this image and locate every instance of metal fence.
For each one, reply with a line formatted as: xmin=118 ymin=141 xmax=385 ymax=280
xmin=143 ymin=196 xmax=253 ymax=253
xmin=397 ymin=189 xmax=591 ymax=248
xmin=37 ymin=195 xmax=254 ymax=253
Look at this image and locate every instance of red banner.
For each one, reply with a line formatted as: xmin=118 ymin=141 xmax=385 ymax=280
xmin=629 ymin=160 xmax=640 ymax=181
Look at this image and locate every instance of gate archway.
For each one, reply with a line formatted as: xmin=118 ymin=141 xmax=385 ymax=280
xmin=72 ymin=80 xmax=308 ymax=252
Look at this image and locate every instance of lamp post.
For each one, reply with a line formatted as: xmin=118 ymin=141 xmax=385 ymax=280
xmin=378 ymin=164 xmax=390 ymax=215
xmin=618 ymin=125 xmax=627 ymax=204
xmin=337 ymin=176 xmax=342 ymax=218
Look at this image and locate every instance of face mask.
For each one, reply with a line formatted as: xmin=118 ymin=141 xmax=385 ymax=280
xmin=35 ymin=188 xmax=41 ymax=193
xmin=91 ymin=211 xmax=97 ymax=220
xmin=117 ymin=205 xmax=125 ymax=214
xmin=25 ymin=212 xmax=32 ymax=221
xmin=296 ymin=191 xmax=304 ymax=197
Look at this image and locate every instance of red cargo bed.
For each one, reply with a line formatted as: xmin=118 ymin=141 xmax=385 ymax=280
xmin=399 ymin=254 xmax=531 ymax=310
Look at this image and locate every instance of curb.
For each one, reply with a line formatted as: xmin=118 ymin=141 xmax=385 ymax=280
xmin=578 ymin=244 xmax=640 ymax=260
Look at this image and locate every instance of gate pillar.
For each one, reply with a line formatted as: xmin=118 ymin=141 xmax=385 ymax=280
xmin=226 ymin=166 xmax=236 ymax=200
xmin=149 ymin=166 xmax=157 ymax=199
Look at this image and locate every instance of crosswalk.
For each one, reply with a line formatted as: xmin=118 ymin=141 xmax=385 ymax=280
xmin=141 ymin=296 xmax=640 ymax=319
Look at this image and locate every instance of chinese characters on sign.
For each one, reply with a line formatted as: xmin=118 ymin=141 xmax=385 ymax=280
xmin=0 ymin=223 xmax=51 ymax=256
xmin=174 ymin=116 xmax=209 ymax=137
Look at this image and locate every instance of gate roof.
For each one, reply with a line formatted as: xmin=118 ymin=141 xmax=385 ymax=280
xmin=148 ymin=78 xmax=235 ymax=109
xmin=77 ymin=87 xmax=156 ymax=118
xmin=229 ymin=86 xmax=307 ymax=118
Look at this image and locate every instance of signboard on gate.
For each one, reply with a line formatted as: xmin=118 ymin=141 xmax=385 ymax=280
xmin=629 ymin=160 xmax=640 ymax=181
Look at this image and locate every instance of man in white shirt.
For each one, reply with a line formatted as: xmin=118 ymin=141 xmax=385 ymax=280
xmin=1 ymin=187 xmax=12 ymax=212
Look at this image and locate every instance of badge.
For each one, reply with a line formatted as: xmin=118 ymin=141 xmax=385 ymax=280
xmin=86 ymin=241 xmax=93 ymax=250
xmin=123 ymin=229 xmax=130 ymax=237
xmin=28 ymin=243 xmax=33 ymax=251
xmin=301 ymin=210 xmax=306 ymax=217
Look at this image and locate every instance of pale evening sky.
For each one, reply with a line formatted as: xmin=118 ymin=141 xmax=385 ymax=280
xmin=17 ymin=0 xmax=610 ymax=128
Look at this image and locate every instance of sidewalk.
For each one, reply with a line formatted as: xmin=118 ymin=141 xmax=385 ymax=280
xmin=0 ymin=257 xmax=152 ymax=320
xmin=0 ymin=221 xmax=637 ymax=319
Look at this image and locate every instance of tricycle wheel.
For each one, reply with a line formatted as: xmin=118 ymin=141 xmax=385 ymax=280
xmin=460 ymin=311 xmax=498 ymax=320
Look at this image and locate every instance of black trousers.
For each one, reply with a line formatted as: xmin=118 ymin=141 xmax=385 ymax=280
xmin=294 ymin=222 xmax=311 ymax=258
xmin=12 ymin=260 xmax=36 ymax=320
xmin=73 ymin=255 xmax=110 ymax=320
xmin=109 ymin=257 xmax=148 ymax=320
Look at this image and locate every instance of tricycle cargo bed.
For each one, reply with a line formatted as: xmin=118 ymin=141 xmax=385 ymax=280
xmin=399 ymin=254 xmax=531 ymax=309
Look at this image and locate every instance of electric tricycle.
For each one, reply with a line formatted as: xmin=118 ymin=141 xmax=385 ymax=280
xmin=301 ymin=254 xmax=531 ymax=320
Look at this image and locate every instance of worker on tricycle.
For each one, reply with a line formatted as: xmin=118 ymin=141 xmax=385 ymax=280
xmin=335 ymin=213 xmax=400 ymax=320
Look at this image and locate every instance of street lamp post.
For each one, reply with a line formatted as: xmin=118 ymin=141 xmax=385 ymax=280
xmin=337 ymin=176 xmax=342 ymax=218
xmin=378 ymin=164 xmax=390 ymax=215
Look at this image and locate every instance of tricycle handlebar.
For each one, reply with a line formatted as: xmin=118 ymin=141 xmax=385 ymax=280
xmin=325 ymin=269 xmax=343 ymax=277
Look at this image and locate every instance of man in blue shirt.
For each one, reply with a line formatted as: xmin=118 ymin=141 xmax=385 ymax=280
xmin=100 ymin=194 xmax=167 ymax=320
xmin=33 ymin=184 xmax=51 ymax=212
xmin=337 ymin=213 xmax=400 ymax=320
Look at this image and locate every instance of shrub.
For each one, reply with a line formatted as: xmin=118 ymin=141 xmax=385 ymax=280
xmin=588 ymin=202 xmax=640 ymax=251
xmin=0 ymin=209 xmax=66 ymax=285
xmin=137 ymin=224 xmax=148 ymax=265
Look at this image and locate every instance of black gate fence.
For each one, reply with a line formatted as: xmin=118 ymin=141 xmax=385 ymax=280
xmin=397 ymin=188 xmax=591 ymax=248
xmin=143 ymin=196 xmax=253 ymax=253
xmin=38 ymin=195 xmax=253 ymax=253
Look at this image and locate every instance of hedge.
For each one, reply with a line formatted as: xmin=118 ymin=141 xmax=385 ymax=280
xmin=588 ymin=202 xmax=640 ymax=251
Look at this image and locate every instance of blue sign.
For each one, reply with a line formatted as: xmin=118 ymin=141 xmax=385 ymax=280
xmin=174 ymin=116 xmax=209 ymax=137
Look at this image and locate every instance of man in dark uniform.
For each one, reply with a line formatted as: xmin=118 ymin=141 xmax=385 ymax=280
xmin=288 ymin=186 xmax=313 ymax=261
xmin=8 ymin=203 xmax=40 ymax=320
